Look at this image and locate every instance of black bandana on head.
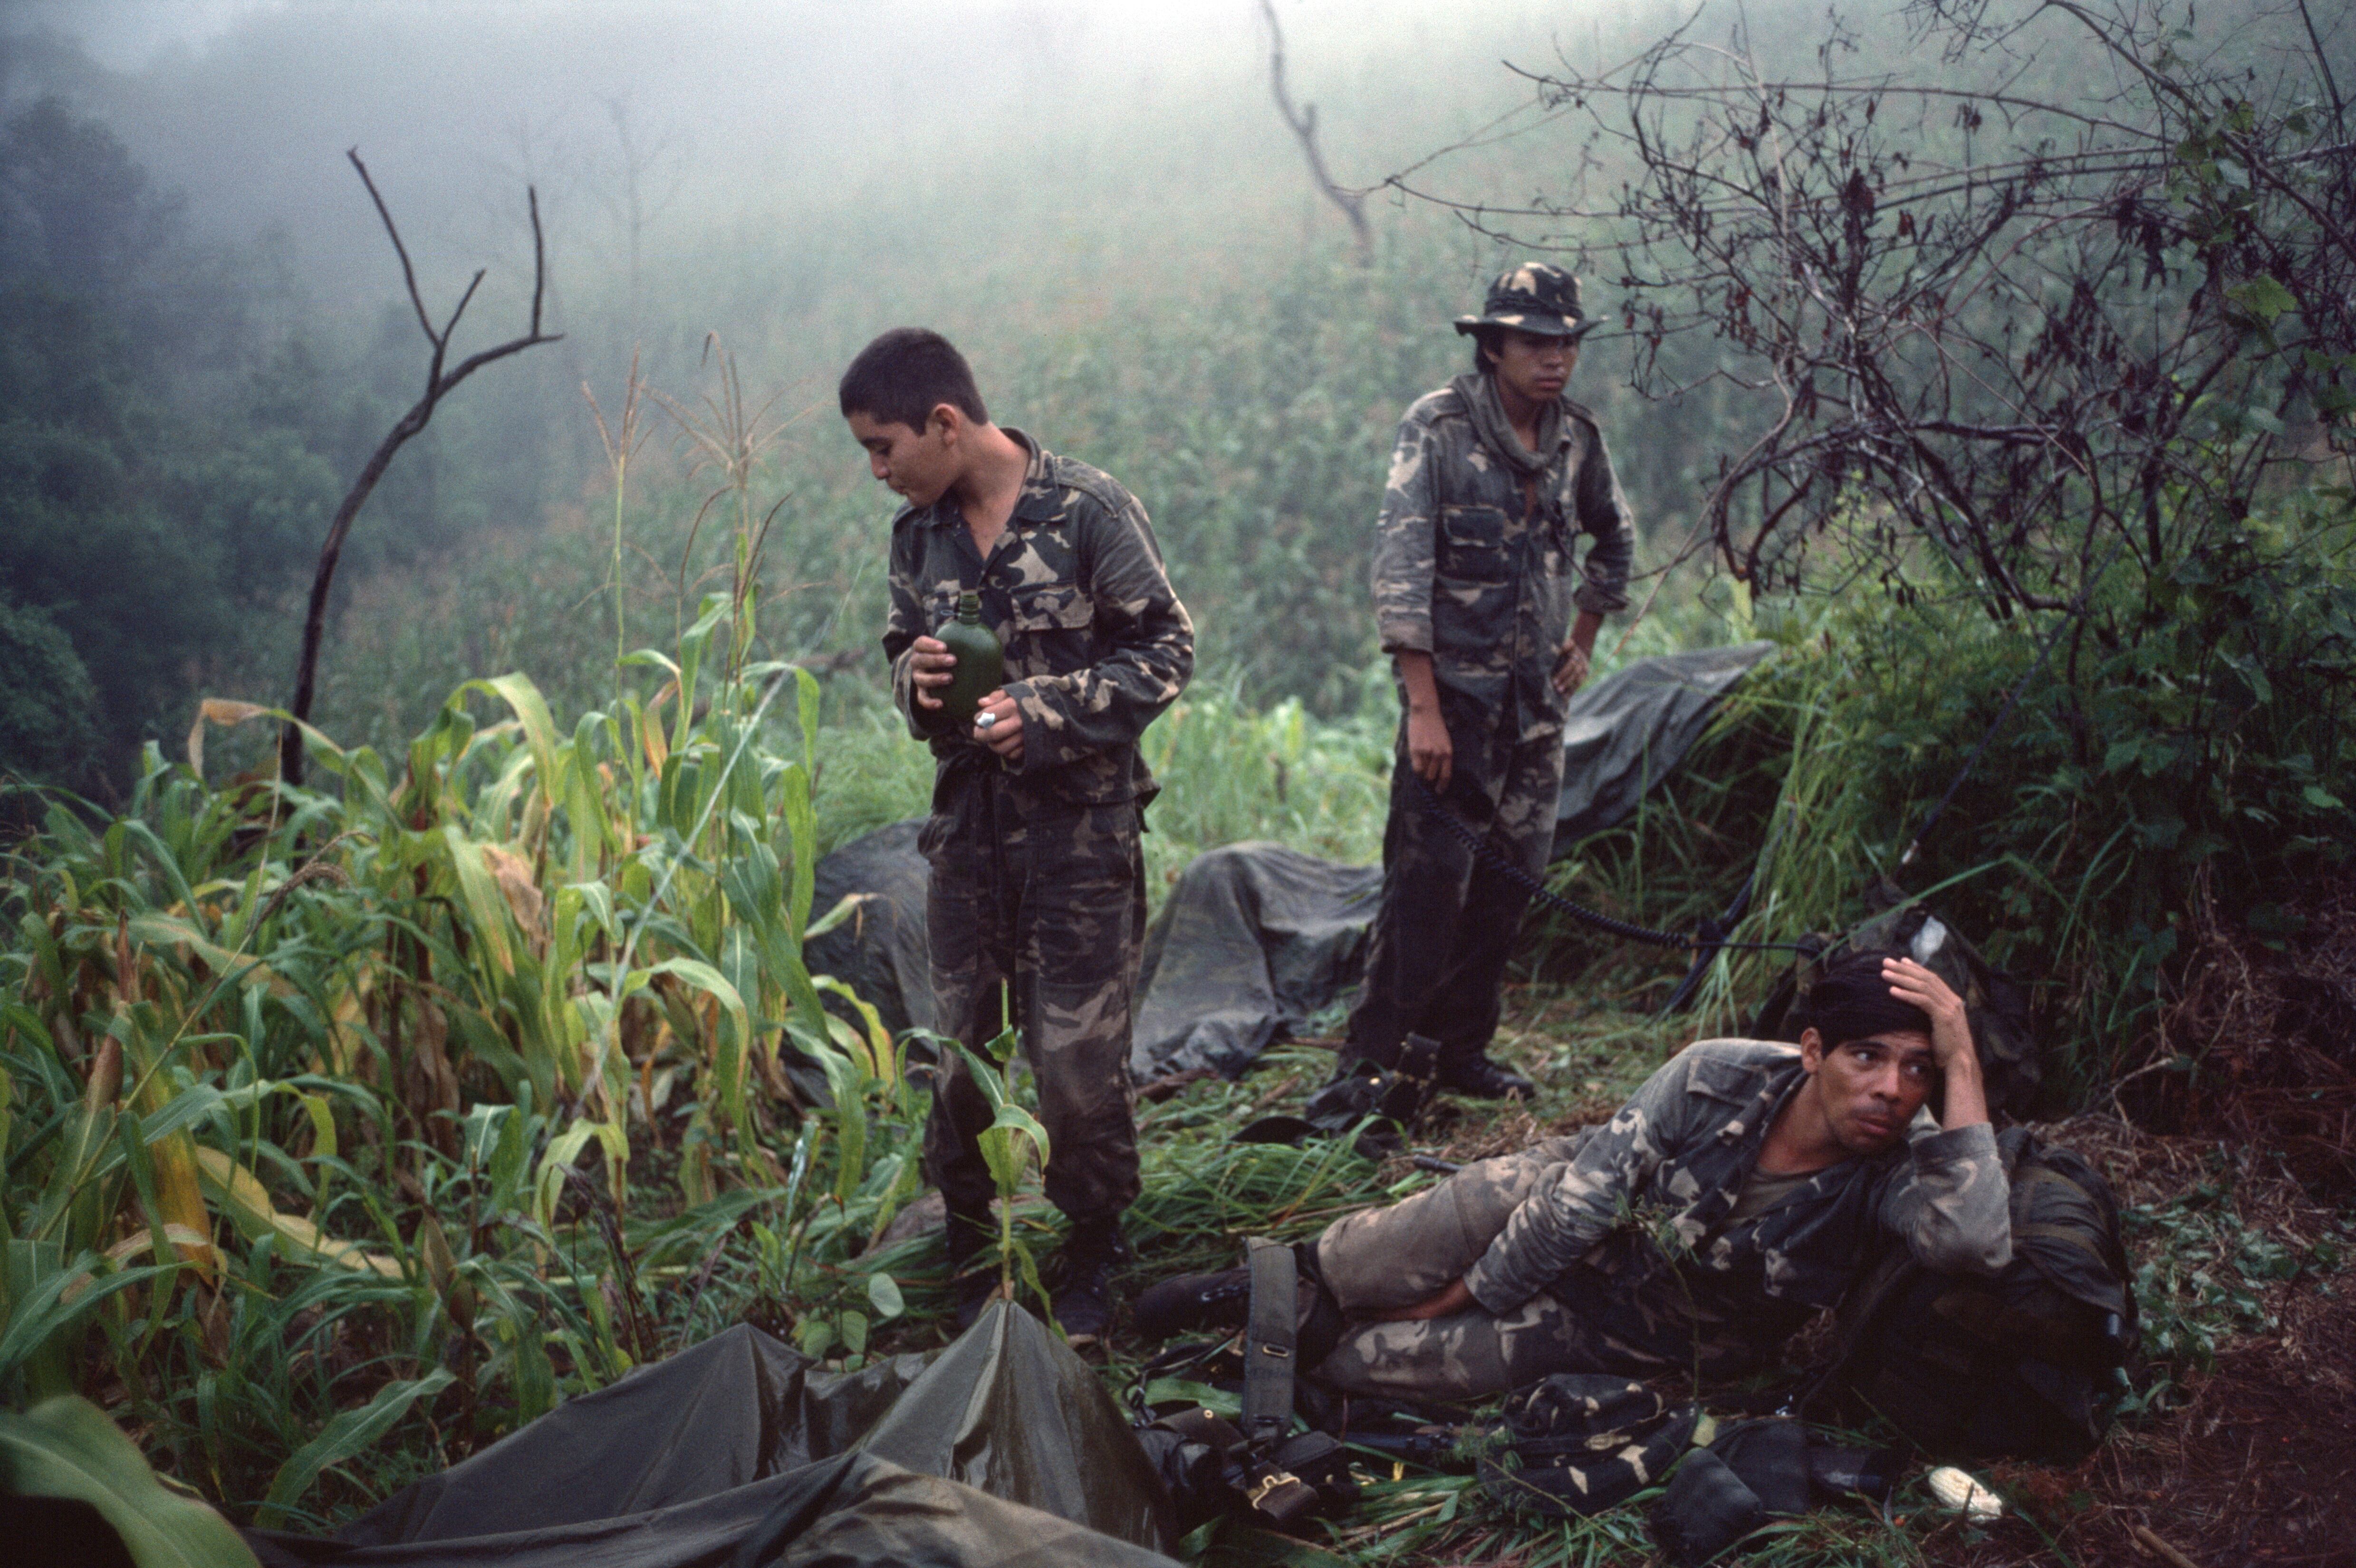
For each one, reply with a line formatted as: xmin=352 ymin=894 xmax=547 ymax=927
xmin=1795 ymin=949 xmax=1932 ymax=1047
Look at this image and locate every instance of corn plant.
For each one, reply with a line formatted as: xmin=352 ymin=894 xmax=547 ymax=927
xmin=948 ymin=999 xmax=1056 ymax=1319
xmin=0 ymin=564 xmax=909 ymax=1515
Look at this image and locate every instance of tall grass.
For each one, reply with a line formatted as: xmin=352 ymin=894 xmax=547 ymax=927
xmin=1525 ymin=486 xmax=2356 ymax=1101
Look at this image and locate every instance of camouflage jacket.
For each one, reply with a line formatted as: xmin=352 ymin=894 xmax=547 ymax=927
xmin=882 ymin=430 xmax=1194 ymax=813
xmin=1370 ymin=372 xmax=1637 ymax=740
xmin=1463 ymin=1040 xmax=2013 ymax=1377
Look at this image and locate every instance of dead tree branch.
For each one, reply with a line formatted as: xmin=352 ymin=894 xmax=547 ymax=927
xmin=280 ymin=150 xmax=562 ymax=786
xmin=1374 ymin=0 xmax=2355 ymax=615
xmin=1257 ymin=0 xmax=1372 ymax=264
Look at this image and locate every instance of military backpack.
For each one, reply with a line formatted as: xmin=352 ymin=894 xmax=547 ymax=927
xmin=1821 ymin=1127 xmax=2138 ymax=1462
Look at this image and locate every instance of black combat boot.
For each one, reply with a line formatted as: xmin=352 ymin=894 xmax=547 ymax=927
xmin=943 ymin=1206 xmax=999 ymax=1331
xmin=1132 ymin=1242 xmax=1345 ymax=1363
xmin=1053 ymin=1215 xmax=1125 ymax=1346
xmin=1130 ymin=1263 xmax=1253 ymax=1341
xmin=1303 ymin=1034 xmax=1442 ymax=1157
xmin=1434 ymin=1052 xmax=1535 ymax=1100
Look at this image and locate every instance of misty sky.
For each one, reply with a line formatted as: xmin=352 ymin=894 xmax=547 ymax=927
xmin=8 ymin=1 xmax=1685 ymax=323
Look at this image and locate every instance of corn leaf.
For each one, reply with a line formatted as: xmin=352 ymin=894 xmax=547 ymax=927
xmin=254 ymin=1368 xmax=454 ymax=1529
xmin=442 ymin=826 xmax=518 ymax=976
xmin=183 ymin=699 xmax=270 ymax=779
xmin=0 ymin=1396 xmax=259 ymax=1568
xmin=190 ymin=1148 xmax=400 ymax=1277
xmin=0 ymin=1245 xmax=168 ymax=1386
xmin=471 ymin=673 xmax=563 ymax=812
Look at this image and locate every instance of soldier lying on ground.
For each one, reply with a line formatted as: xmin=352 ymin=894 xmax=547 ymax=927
xmin=1135 ymin=950 xmax=2011 ymax=1400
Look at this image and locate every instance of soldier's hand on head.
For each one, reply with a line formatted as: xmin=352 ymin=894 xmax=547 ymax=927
xmin=908 ymin=635 xmax=955 ymax=710
xmin=1882 ymin=957 xmax=1973 ymax=1071
xmin=1884 ymin=957 xmax=1990 ymax=1128
xmin=974 ymin=690 xmax=1023 ymax=764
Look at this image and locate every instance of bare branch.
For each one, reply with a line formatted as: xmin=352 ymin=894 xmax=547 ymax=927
xmin=529 ymin=185 xmax=547 ymax=335
xmin=346 ymin=149 xmax=437 ymax=347
xmin=282 ymin=167 xmax=564 ymax=786
xmin=1256 ymin=0 xmax=1373 ymax=264
xmin=438 ymin=268 xmax=486 ymax=348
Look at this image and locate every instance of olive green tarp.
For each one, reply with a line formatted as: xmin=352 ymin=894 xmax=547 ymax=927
xmin=803 ymin=645 xmax=1776 ymax=1080
xmin=1548 ymin=641 xmax=1775 ymax=849
xmin=1128 ymin=642 xmax=1778 ymax=1077
xmin=242 ymin=1302 xmax=1175 ymax=1568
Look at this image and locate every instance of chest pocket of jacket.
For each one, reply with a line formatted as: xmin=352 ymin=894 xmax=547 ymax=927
xmin=1688 ymin=1052 xmax=1777 ymax=1110
xmin=1010 ymin=583 xmax=1093 ymax=631
xmin=1437 ymin=505 xmax=1513 ymax=584
xmin=1007 ymin=583 xmax=1094 ymax=674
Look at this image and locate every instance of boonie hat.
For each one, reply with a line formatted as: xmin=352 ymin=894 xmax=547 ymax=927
xmin=1454 ymin=262 xmax=1600 ymax=340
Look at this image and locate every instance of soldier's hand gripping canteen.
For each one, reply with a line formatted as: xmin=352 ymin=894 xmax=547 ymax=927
xmin=937 ymin=590 xmax=1003 ymax=727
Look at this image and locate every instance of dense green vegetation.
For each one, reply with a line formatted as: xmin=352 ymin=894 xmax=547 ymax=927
xmin=0 ymin=92 xmax=569 ymax=799
xmin=1537 ymin=484 xmax=2356 ymax=1102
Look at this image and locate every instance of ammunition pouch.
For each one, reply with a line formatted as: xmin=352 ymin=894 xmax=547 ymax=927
xmin=1132 ymin=1238 xmax=1357 ymax=1533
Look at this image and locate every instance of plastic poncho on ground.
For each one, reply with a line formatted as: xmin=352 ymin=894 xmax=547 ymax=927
xmin=1549 ymin=641 xmax=1774 ymax=851
xmin=803 ymin=646 xmax=1778 ymax=1081
xmin=804 ymin=818 xmax=936 ymax=1042
xmin=1129 ymin=844 xmax=1383 ymax=1078
xmin=241 ymin=1302 xmax=1175 ymax=1568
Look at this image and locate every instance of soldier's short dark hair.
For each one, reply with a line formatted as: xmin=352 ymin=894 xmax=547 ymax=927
xmin=838 ymin=328 xmax=990 ymax=431
xmin=1469 ymin=326 xmax=1503 ymax=373
xmin=1795 ymin=948 xmax=1934 ymax=1047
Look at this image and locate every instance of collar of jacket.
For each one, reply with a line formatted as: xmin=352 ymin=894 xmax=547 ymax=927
xmin=1702 ymin=1053 xmax=1808 ymax=1168
xmin=1617 ymin=1051 xmax=1813 ymax=1248
xmin=1688 ymin=1050 xmax=1906 ymax=1228
xmin=911 ymin=426 xmax=1058 ymax=530
xmin=1452 ymin=372 xmax=1566 ymax=481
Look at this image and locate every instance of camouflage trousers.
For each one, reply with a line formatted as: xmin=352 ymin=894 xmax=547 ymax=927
xmin=920 ymin=773 xmax=1146 ymax=1224
xmin=1311 ymin=1136 xmax=1644 ymax=1401
xmin=1346 ymin=691 xmax=1567 ymax=1070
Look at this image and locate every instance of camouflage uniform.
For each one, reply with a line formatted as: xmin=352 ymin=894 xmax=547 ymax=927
xmin=1348 ymin=362 xmax=1636 ymax=1070
xmin=881 ymin=430 xmax=1194 ymax=1224
xmin=1311 ymin=1040 xmax=2013 ymax=1400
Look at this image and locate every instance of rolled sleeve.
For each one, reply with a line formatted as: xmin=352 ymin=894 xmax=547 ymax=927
xmin=1370 ymin=412 xmax=1440 ymax=655
xmin=1881 ymin=1121 xmax=2013 ymax=1276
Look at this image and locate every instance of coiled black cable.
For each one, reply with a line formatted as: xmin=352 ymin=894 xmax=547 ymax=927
xmin=1407 ymin=770 xmax=1810 ymax=955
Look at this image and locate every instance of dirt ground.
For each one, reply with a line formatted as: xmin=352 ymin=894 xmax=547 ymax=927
xmin=1908 ymin=1107 xmax=2355 ymax=1568
xmin=1977 ymin=887 xmax=2356 ymax=1568
xmin=1934 ymin=1273 xmax=2356 ymax=1567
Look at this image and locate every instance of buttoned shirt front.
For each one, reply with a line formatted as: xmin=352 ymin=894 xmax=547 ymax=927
xmin=1370 ymin=373 xmax=1637 ymax=741
xmin=881 ymin=430 xmax=1194 ymax=814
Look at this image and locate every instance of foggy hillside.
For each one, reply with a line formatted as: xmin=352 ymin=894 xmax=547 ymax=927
xmin=2 ymin=0 xmax=2343 ymax=773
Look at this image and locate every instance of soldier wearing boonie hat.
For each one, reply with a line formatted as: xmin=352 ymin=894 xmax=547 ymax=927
xmin=1452 ymin=261 xmax=1605 ymax=341
xmin=1327 ymin=261 xmax=1635 ymax=1102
